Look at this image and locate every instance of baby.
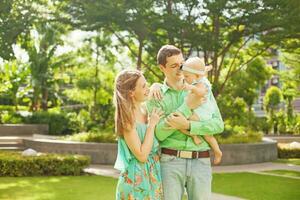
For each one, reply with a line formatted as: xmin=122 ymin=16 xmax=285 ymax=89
xmin=180 ymin=57 xmax=222 ymax=165
xmin=150 ymin=57 xmax=223 ymax=164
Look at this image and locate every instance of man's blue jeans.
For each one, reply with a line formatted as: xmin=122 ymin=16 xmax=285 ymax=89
xmin=160 ymin=154 xmax=212 ymax=200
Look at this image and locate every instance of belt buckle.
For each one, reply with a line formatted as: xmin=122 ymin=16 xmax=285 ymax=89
xmin=178 ymin=151 xmax=193 ymax=159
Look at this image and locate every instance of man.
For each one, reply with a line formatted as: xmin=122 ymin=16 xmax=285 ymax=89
xmin=147 ymin=45 xmax=224 ymax=200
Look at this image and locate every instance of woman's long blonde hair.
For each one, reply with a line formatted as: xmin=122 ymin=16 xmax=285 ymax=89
xmin=113 ymin=70 xmax=142 ymax=137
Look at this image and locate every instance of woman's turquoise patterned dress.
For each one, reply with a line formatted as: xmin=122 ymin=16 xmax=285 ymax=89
xmin=114 ymin=123 xmax=163 ymax=200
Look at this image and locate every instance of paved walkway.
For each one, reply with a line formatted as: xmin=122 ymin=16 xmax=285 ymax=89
xmin=84 ymin=162 xmax=300 ymax=200
xmin=212 ymin=162 xmax=300 ymax=173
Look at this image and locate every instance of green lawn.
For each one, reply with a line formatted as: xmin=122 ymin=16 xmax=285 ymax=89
xmin=213 ymin=172 xmax=300 ymax=200
xmin=0 ymin=173 xmax=299 ymax=200
xmin=274 ymin=158 xmax=300 ymax=166
xmin=0 ymin=175 xmax=117 ymax=200
xmin=262 ymin=170 xmax=300 ymax=178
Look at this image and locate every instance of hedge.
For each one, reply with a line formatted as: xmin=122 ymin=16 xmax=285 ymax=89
xmin=0 ymin=151 xmax=90 ymax=176
xmin=278 ymin=144 xmax=300 ymax=158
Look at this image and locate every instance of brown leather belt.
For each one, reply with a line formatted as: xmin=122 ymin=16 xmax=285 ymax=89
xmin=161 ymin=148 xmax=210 ymax=159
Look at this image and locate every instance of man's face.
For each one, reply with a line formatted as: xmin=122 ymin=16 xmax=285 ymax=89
xmin=159 ymin=54 xmax=184 ymax=82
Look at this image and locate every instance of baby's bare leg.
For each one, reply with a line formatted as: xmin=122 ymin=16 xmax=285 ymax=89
xmin=204 ymin=135 xmax=222 ymax=165
xmin=180 ymin=129 xmax=202 ymax=145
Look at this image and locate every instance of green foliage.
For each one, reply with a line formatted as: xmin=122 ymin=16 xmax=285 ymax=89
xmin=0 ymin=111 xmax=24 ymax=124
xmin=0 ymin=151 xmax=90 ymax=176
xmin=24 ymin=111 xmax=80 ymax=135
xmin=249 ymin=117 xmax=272 ymax=135
xmin=0 ymin=61 xmax=30 ymax=110
xmin=264 ymin=86 xmax=283 ymax=112
xmin=229 ymin=57 xmax=273 ymax=108
xmin=0 ymin=0 xmax=43 ymax=60
xmin=1 ymin=0 xmax=300 ymax=138
xmin=62 ymin=131 xmax=117 ymax=143
xmin=63 ymin=57 xmax=116 ymax=129
xmin=219 ymin=97 xmax=249 ymax=127
xmin=0 ymin=105 xmax=28 ymax=111
xmin=264 ymin=86 xmax=284 ymax=134
xmin=64 ymin=0 xmax=300 ymax=96
xmin=217 ymin=124 xmax=263 ymax=144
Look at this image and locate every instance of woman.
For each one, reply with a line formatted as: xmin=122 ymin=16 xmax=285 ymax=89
xmin=113 ymin=69 xmax=163 ymax=200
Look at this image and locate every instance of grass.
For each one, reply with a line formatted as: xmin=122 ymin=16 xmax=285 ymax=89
xmin=212 ymin=172 xmax=300 ymax=200
xmin=274 ymin=158 xmax=300 ymax=166
xmin=0 ymin=176 xmax=117 ymax=200
xmin=0 ymin=172 xmax=299 ymax=200
xmin=262 ymin=170 xmax=300 ymax=178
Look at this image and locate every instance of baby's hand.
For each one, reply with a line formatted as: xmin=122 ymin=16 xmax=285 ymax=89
xmin=183 ymin=83 xmax=195 ymax=91
xmin=149 ymin=83 xmax=163 ymax=100
xmin=194 ymin=83 xmax=208 ymax=97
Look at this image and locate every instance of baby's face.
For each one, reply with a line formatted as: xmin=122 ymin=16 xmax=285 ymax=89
xmin=183 ymin=71 xmax=198 ymax=84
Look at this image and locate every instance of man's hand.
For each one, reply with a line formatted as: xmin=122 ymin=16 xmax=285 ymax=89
xmin=165 ymin=112 xmax=190 ymax=130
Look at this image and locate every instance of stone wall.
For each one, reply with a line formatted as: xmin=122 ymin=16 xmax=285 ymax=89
xmin=23 ymin=138 xmax=278 ymax=165
xmin=264 ymin=135 xmax=300 ymax=143
xmin=23 ymin=139 xmax=117 ymax=164
xmin=0 ymin=124 xmax=48 ymax=136
xmin=215 ymin=138 xmax=278 ymax=165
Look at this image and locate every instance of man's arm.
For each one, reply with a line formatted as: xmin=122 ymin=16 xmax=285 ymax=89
xmin=189 ymin=94 xmax=224 ymax=136
xmin=146 ymin=99 xmax=193 ymax=141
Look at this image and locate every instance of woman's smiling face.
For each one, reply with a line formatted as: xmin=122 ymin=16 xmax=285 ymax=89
xmin=132 ymin=75 xmax=150 ymax=103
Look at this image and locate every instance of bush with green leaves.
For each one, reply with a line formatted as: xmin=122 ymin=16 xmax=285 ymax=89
xmin=249 ymin=117 xmax=272 ymax=135
xmin=0 ymin=151 xmax=90 ymax=176
xmin=24 ymin=111 xmax=81 ymax=135
xmin=0 ymin=111 xmax=24 ymax=124
xmin=62 ymin=131 xmax=116 ymax=143
xmin=216 ymin=123 xmax=263 ymax=144
xmin=219 ymin=97 xmax=249 ymax=127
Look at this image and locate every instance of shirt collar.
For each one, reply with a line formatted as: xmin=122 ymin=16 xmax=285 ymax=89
xmin=161 ymin=79 xmax=170 ymax=94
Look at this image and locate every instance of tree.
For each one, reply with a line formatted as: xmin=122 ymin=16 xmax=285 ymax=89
xmin=227 ymin=57 xmax=273 ymax=120
xmin=63 ymin=36 xmax=117 ymax=128
xmin=63 ymin=0 xmax=300 ymax=98
xmin=0 ymin=0 xmax=43 ymax=60
xmin=0 ymin=61 xmax=30 ymax=110
xmin=19 ymin=20 xmax=71 ymax=111
xmin=264 ymin=86 xmax=283 ymax=134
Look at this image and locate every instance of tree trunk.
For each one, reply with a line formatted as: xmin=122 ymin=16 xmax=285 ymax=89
xmin=212 ymin=14 xmax=220 ymax=89
xmin=166 ymin=0 xmax=174 ymax=44
xmin=41 ymin=85 xmax=48 ymax=111
xmin=137 ymin=39 xmax=143 ymax=70
xmin=92 ymin=46 xmax=100 ymax=121
xmin=32 ymin=86 xmax=39 ymax=111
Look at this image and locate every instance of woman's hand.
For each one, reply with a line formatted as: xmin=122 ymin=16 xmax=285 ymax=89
xmin=165 ymin=112 xmax=189 ymax=130
xmin=149 ymin=83 xmax=163 ymax=100
xmin=148 ymin=108 xmax=164 ymax=127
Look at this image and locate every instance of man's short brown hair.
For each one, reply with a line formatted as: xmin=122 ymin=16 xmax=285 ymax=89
xmin=157 ymin=45 xmax=182 ymax=66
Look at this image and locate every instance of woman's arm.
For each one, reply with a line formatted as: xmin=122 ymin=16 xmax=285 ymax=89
xmin=123 ymin=108 xmax=162 ymax=163
xmin=124 ymin=124 xmax=156 ymax=163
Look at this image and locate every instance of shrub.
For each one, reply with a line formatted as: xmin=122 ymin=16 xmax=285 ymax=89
xmin=250 ymin=117 xmax=272 ymax=134
xmin=0 ymin=151 xmax=90 ymax=176
xmin=24 ymin=111 xmax=80 ymax=135
xmin=0 ymin=111 xmax=24 ymax=124
xmin=278 ymin=143 xmax=300 ymax=158
xmin=0 ymin=105 xmax=28 ymax=111
xmin=216 ymin=124 xmax=263 ymax=144
xmin=62 ymin=131 xmax=117 ymax=143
